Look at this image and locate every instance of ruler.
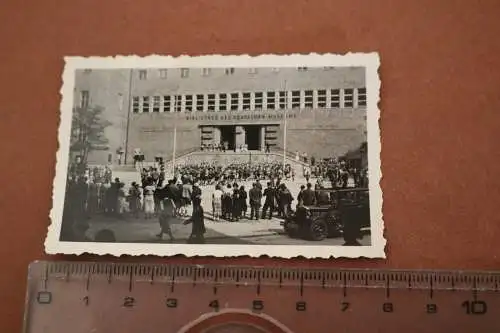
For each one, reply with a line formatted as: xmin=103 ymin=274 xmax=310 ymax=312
xmin=23 ymin=261 xmax=500 ymax=333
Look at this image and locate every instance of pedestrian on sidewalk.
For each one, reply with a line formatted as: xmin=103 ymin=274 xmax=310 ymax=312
xmin=314 ymin=183 xmax=321 ymax=204
xmin=110 ymin=178 xmax=121 ymax=215
xmin=278 ymin=183 xmax=293 ymax=218
xmin=317 ymin=185 xmax=330 ymax=205
xmin=166 ymin=179 xmax=181 ymax=215
xmin=102 ymin=179 xmax=112 ymax=215
xmin=74 ymin=176 xmax=89 ymax=219
xmin=275 ymin=181 xmax=283 ymax=217
xmin=212 ymin=185 xmax=223 ymax=221
xmin=222 ymin=183 xmax=233 ymax=221
xmin=143 ymin=178 xmax=156 ymax=219
xmin=297 ymin=184 xmax=306 ymax=209
xmin=117 ymin=182 xmax=128 ymax=216
xmin=192 ymin=182 xmax=202 ymax=204
xmin=156 ymin=198 xmax=176 ymax=242
xmin=180 ymin=179 xmax=193 ymax=217
xmin=304 ymin=165 xmax=311 ymax=183
xmin=128 ymin=182 xmax=141 ymax=218
xmin=301 ymin=183 xmax=316 ymax=206
xmin=88 ymin=182 xmax=99 ymax=215
xmin=261 ymin=182 xmax=276 ymax=220
xmin=249 ymin=182 xmax=262 ymax=220
xmin=184 ymin=197 xmax=206 ymax=244
xmin=231 ymin=184 xmax=241 ymax=221
xmin=239 ymin=185 xmax=248 ymax=218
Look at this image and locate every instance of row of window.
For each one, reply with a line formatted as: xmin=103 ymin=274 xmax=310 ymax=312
xmin=131 ymin=88 xmax=366 ymax=113
xmin=135 ymin=66 xmax=336 ymax=80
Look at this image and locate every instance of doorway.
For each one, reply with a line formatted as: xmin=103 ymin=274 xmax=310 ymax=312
xmin=220 ymin=126 xmax=235 ymax=150
xmin=245 ymin=125 xmax=261 ymax=150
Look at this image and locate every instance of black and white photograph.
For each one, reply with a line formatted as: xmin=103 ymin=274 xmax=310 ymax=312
xmin=45 ymin=54 xmax=383 ymax=258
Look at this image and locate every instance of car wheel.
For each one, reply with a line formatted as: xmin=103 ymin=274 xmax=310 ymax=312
xmin=284 ymin=221 xmax=297 ymax=238
xmin=309 ymin=219 xmax=328 ymax=241
xmin=327 ymin=214 xmax=343 ymax=237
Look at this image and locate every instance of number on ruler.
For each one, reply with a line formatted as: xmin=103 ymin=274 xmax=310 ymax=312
xmin=209 ymin=300 xmax=220 ymax=311
xmin=123 ymin=296 xmax=135 ymax=307
xmin=252 ymin=300 xmax=264 ymax=311
xmin=382 ymin=302 xmax=394 ymax=313
xmin=462 ymin=300 xmax=487 ymax=315
xmin=341 ymin=302 xmax=350 ymax=312
xmin=296 ymin=301 xmax=306 ymax=312
xmin=166 ymin=298 xmax=178 ymax=308
xmin=426 ymin=303 xmax=437 ymax=314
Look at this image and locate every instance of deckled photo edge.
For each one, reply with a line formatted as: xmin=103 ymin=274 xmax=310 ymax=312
xmin=45 ymin=60 xmax=75 ymax=251
xmin=45 ymin=53 xmax=384 ymax=259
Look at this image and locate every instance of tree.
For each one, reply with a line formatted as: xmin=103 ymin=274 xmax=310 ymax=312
xmin=70 ymin=105 xmax=111 ymax=171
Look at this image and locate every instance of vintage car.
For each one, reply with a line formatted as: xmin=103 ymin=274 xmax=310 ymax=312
xmin=281 ymin=188 xmax=370 ymax=242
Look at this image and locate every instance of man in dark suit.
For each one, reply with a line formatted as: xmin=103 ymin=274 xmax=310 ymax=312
xmin=184 ymin=197 xmax=205 ymax=244
xmin=278 ymin=183 xmax=294 ymax=217
xmin=248 ymin=182 xmax=262 ymax=220
xmin=301 ymin=183 xmax=316 ymax=206
xmin=261 ymin=182 xmax=276 ymax=219
xmin=255 ymin=179 xmax=262 ymax=191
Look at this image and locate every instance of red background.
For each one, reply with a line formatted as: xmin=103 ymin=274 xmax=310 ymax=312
xmin=1 ymin=1 xmax=500 ymax=332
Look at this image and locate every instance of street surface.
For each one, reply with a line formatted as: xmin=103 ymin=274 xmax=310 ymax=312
xmin=84 ymin=173 xmax=371 ymax=246
xmin=86 ymin=214 xmax=371 ymax=245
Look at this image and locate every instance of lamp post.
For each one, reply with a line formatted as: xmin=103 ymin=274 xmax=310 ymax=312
xmin=171 ymin=96 xmax=178 ymax=176
xmin=282 ymin=80 xmax=288 ymax=171
xmin=117 ymin=93 xmax=124 ymax=165
xmin=172 ymin=125 xmax=177 ymax=176
xmin=123 ymin=69 xmax=133 ymax=165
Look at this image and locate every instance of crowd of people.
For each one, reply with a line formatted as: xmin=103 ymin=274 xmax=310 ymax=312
xmin=65 ymin=175 xmax=129 ymax=219
xmin=64 ymin=158 xmax=367 ymax=223
xmin=209 ymin=179 xmax=295 ymax=222
xmin=174 ymin=161 xmax=295 ymax=184
xmin=62 ymin=165 xmax=207 ymax=243
xmin=68 ymin=164 xmax=113 ymax=185
xmin=173 ymin=162 xmax=223 ymax=186
xmin=302 ymin=157 xmax=368 ymax=189
xmin=200 ymin=142 xmax=272 ymax=153
xmin=62 ymin=148 xmax=369 ymax=244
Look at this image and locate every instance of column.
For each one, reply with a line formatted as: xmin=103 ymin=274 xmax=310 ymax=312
xmin=200 ymin=126 xmax=214 ymax=148
xmin=213 ymin=126 xmax=221 ymax=145
xmin=260 ymin=126 xmax=266 ymax=151
xmin=199 ymin=127 xmax=204 ymax=148
xmin=235 ymin=126 xmax=246 ymax=151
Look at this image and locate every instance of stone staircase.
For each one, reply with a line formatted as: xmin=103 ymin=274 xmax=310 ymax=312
xmin=112 ymin=149 xmax=310 ymax=183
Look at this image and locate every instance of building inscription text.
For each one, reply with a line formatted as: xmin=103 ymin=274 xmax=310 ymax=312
xmin=185 ymin=113 xmax=297 ymax=121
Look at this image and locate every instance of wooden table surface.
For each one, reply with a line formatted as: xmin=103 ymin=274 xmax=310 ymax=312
xmin=1 ymin=1 xmax=500 ymax=332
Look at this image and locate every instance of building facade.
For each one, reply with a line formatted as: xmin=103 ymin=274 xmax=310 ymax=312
xmin=74 ymin=67 xmax=367 ymax=165
xmin=73 ymin=69 xmax=132 ymax=165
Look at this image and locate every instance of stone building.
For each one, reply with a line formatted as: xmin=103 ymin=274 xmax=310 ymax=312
xmin=73 ymin=69 xmax=131 ymax=165
xmin=73 ymin=66 xmax=367 ymax=165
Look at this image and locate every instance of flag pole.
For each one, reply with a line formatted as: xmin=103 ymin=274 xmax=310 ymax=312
xmin=124 ymin=68 xmax=133 ymax=165
xmin=283 ymin=80 xmax=287 ymax=171
xmin=172 ymin=124 xmax=177 ymax=177
xmin=171 ymin=95 xmax=178 ymax=177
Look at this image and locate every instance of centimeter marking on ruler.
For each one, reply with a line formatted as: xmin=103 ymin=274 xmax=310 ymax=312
xmin=28 ymin=261 xmax=500 ymax=333
xmin=32 ymin=261 xmax=500 ymax=296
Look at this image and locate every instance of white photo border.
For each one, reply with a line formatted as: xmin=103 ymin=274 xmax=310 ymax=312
xmin=45 ymin=53 xmax=384 ymax=258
